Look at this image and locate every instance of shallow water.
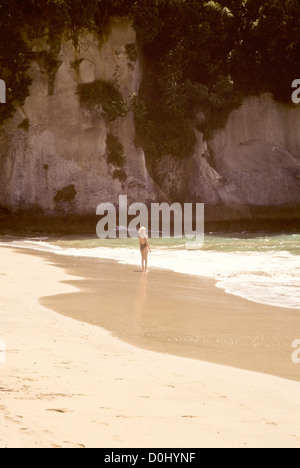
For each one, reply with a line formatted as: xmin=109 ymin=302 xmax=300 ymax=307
xmin=1 ymin=232 xmax=299 ymax=309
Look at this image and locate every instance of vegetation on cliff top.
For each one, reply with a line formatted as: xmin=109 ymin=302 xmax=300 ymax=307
xmin=131 ymin=0 xmax=300 ymax=159
xmin=0 ymin=0 xmax=299 ymax=161
xmin=0 ymin=0 xmax=135 ymax=124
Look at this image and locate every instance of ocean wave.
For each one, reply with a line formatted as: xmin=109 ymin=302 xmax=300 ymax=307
xmin=1 ymin=237 xmax=299 ymax=310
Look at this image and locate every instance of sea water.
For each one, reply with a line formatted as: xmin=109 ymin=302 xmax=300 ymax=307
xmin=1 ymin=233 xmax=299 ymax=310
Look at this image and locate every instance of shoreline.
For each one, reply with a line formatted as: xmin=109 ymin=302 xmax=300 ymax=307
xmin=1 ymin=246 xmax=300 ymax=448
xmin=1 ymin=233 xmax=299 ymax=312
xmin=2 ymin=243 xmax=300 ymax=382
xmin=37 ymin=248 xmax=300 ymax=383
xmin=1 ymin=228 xmax=300 ymax=314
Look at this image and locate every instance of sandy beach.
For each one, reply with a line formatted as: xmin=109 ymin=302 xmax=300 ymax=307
xmin=0 ymin=246 xmax=300 ymax=448
xmin=41 ymin=252 xmax=300 ymax=382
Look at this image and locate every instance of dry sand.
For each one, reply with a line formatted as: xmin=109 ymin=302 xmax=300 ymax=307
xmin=0 ymin=246 xmax=300 ymax=448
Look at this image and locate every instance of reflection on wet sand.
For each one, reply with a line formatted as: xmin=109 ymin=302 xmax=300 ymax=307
xmin=134 ymin=272 xmax=148 ymax=319
xmin=39 ymin=254 xmax=300 ymax=382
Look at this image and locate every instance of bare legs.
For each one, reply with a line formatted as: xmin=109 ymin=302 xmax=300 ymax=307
xmin=141 ymin=252 xmax=148 ymax=272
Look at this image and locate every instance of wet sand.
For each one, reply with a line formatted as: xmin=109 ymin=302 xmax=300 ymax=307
xmin=1 ymin=246 xmax=300 ymax=448
xmin=39 ymin=252 xmax=300 ymax=382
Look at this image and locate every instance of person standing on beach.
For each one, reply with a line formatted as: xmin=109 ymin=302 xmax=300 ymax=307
xmin=139 ymin=227 xmax=151 ymax=272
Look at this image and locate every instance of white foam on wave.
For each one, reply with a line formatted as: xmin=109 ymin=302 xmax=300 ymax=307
xmin=1 ymin=239 xmax=299 ymax=310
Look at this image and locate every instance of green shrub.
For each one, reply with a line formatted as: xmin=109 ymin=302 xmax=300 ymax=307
xmin=113 ymin=169 xmax=127 ymax=182
xmin=77 ymin=80 xmax=128 ymax=122
xmin=130 ymin=94 xmax=158 ymax=160
xmin=54 ymin=184 xmax=77 ymax=203
xmin=106 ymin=134 xmax=125 ymax=167
xmin=18 ymin=118 xmax=30 ymax=132
xmin=125 ymin=43 xmax=138 ymax=63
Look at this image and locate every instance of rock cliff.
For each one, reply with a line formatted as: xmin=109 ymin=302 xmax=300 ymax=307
xmin=0 ymin=17 xmax=299 ymax=226
xmin=154 ymin=94 xmax=300 ymax=221
xmin=0 ymin=18 xmax=161 ymax=217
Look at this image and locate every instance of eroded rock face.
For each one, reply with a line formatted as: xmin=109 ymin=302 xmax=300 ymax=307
xmin=207 ymin=94 xmax=300 ymax=219
xmin=0 ymin=17 xmax=299 ymax=223
xmin=0 ymin=17 xmax=160 ymax=215
xmin=154 ymin=94 xmax=300 ymax=221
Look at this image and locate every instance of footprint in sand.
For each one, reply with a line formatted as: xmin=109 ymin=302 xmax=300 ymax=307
xmin=5 ymin=415 xmax=22 ymax=424
xmin=46 ymin=409 xmax=73 ymax=414
xmin=62 ymin=441 xmax=86 ymax=448
xmin=262 ymin=418 xmax=277 ymax=427
xmin=218 ymin=394 xmax=228 ymax=400
xmin=0 ymin=387 xmax=14 ymax=393
xmin=116 ymin=415 xmax=142 ymax=419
